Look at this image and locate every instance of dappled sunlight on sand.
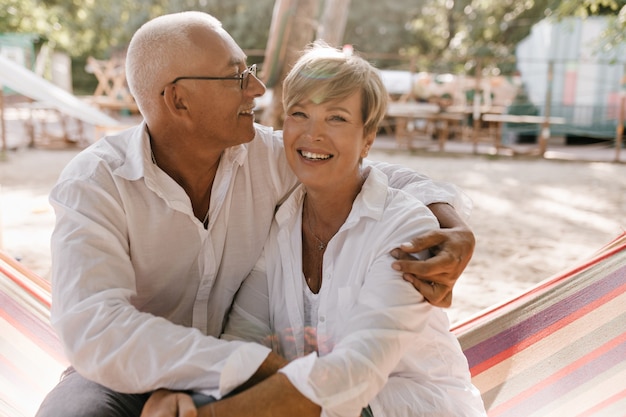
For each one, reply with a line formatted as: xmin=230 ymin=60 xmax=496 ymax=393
xmin=1 ymin=147 xmax=625 ymax=325
xmin=368 ymin=150 xmax=626 ymax=324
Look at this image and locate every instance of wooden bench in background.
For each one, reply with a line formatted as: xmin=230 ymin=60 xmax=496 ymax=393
xmin=85 ymin=56 xmax=139 ymax=115
xmin=481 ymin=113 xmax=566 ymax=155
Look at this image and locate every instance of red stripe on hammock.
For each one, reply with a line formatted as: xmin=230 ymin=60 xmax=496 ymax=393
xmin=451 ymin=232 xmax=626 ymax=336
xmin=469 ymin=280 xmax=626 ymax=376
xmin=0 ymin=252 xmax=52 ymax=309
xmin=575 ymin=388 xmax=626 ymax=417
xmin=488 ymin=331 xmax=626 ymax=416
xmin=0 ymin=291 xmax=66 ymax=364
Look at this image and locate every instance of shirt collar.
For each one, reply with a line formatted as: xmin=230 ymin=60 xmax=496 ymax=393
xmin=275 ymin=166 xmax=389 ymax=230
xmin=112 ymin=121 xmax=152 ymax=181
xmin=112 ymin=121 xmax=250 ymax=182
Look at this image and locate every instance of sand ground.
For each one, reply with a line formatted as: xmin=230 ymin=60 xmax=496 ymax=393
xmin=1 ymin=111 xmax=625 ymax=324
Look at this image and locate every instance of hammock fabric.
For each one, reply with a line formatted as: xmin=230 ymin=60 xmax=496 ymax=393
xmin=2 ymin=233 xmax=625 ymax=416
xmin=452 ymin=232 xmax=626 ymax=417
xmin=0 ymin=251 xmax=67 ymax=417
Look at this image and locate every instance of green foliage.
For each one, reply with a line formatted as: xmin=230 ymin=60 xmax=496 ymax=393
xmin=0 ymin=0 xmax=274 ymax=59
xmin=0 ymin=0 xmax=623 ymax=83
xmin=555 ymin=0 xmax=626 ymax=49
xmin=341 ymin=0 xmax=564 ymax=75
xmin=415 ymin=0 xmax=561 ymax=74
xmin=343 ymin=1 xmax=417 ymax=55
xmin=556 ymin=0 xmax=625 ymax=16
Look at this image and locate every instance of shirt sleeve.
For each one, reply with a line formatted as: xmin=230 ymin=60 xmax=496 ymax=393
xmin=370 ymin=375 xmax=486 ymax=417
xmin=364 ymin=158 xmax=472 ymax=220
xmin=279 ymin=253 xmax=432 ymax=417
xmin=49 ymin=175 xmax=270 ymax=397
xmin=221 ymin=251 xmax=273 ymax=347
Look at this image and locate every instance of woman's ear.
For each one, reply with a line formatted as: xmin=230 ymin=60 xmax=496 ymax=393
xmin=361 ymin=132 xmax=376 ymax=158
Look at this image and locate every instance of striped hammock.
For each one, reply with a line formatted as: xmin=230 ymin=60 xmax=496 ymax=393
xmin=2 ymin=233 xmax=625 ymax=416
xmin=0 ymin=251 xmax=67 ymax=417
xmin=452 ymin=232 xmax=626 ymax=417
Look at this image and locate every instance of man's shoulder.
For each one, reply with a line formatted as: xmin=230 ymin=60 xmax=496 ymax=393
xmin=60 ymin=124 xmax=143 ymax=180
xmin=252 ymin=123 xmax=283 ymax=146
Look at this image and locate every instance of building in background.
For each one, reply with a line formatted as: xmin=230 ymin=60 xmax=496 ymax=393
xmin=516 ymin=16 xmax=626 ymax=142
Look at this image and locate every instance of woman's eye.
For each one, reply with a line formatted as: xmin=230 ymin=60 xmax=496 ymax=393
xmin=330 ymin=115 xmax=347 ymax=122
xmin=291 ymin=111 xmax=307 ymax=118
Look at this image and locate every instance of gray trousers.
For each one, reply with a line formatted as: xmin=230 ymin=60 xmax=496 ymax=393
xmin=35 ymin=368 xmax=151 ymax=417
xmin=36 ymin=367 xmax=374 ymax=417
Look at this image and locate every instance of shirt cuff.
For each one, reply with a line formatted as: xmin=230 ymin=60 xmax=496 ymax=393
xmin=200 ymin=343 xmax=272 ymax=399
xmin=278 ymin=352 xmax=319 ymax=405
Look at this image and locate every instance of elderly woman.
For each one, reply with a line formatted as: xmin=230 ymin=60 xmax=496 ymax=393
xmin=142 ymin=42 xmax=485 ymax=417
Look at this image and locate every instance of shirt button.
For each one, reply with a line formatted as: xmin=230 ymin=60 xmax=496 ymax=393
xmin=319 ymin=316 xmax=326 ymax=323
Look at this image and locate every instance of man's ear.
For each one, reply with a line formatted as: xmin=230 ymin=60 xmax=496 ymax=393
xmin=162 ymin=85 xmax=189 ymax=113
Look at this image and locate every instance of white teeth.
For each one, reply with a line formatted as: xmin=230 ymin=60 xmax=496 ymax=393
xmin=301 ymin=150 xmax=331 ymax=160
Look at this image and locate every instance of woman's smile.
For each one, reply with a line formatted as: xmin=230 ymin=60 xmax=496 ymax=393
xmin=298 ymin=150 xmax=333 ymax=161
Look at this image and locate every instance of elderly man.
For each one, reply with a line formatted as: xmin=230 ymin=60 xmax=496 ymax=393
xmin=36 ymin=11 xmax=474 ymax=417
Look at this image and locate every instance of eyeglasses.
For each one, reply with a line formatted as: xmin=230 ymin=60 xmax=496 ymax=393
xmin=160 ymin=64 xmax=257 ymax=95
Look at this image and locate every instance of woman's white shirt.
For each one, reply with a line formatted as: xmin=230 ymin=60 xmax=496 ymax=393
xmin=223 ymin=167 xmax=485 ymax=417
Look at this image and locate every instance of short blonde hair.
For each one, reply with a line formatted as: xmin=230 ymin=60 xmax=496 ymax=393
xmin=282 ymin=41 xmax=388 ymax=136
xmin=125 ymin=12 xmax=224 ymax=114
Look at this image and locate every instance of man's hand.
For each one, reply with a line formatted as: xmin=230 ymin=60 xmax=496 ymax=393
xmin=200 ymin=373 xmax=320 ymax=417
xmin=140 ymin=390 xmax=197 ymax=417
xmin=230 ymin=350 xmax=288 ymax=395
xmin=391 ymin=226 xmax=475 ymax=307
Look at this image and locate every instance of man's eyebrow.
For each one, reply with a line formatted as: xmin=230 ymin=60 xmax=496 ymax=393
xmin=227 ymin=56 xmax=247 ymax=68
xmin=212 ymin=58 xmax=244 ymax=76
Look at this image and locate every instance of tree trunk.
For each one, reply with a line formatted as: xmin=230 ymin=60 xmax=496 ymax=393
xmin=317 ymin=0 xmax=351 ymax=47
xmin=260 ymin=0 xmax=320 ymax=129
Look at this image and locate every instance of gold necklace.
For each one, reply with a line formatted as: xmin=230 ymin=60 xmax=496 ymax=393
xmin=305 ymin=205 xmax=327 ymax=251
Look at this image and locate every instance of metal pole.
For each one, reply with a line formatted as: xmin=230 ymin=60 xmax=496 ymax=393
xmin=0 ymin=83 xmax=6 ymax=155
xmin=472 ymin=59 xmax=482 ymax=154
xmin=616 ymin=94 xmax=624 ymax=163
xmin=539 ymin=61 xmax=554 ymax=156
xmin=616 ymin=67 xmax=626 ymax=163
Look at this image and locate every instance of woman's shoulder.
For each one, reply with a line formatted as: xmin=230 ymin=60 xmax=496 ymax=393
xmin=358 ymin=168 xmax=439 ymax=244
xmin=366 ymin=167 xmax=435 ymax=219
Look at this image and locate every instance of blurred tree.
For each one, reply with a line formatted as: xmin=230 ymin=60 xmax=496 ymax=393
xmin=317 ymin=0 xmax=351 ymax=47
xmin=1 ymin=0 xmax=623 ymax=94
xmin=0 ymin=0 xmax=274 ymax=93
xmin=348 ymin=0 xmax=562 ymax=75
xmin=342 ymin=0 xmax=418 ymax=64
xmin=0 ymin=0 xmax=274 ymax=58
xmin=261 ymin=0 xmax=320 ymax=128
xmin=554 ymin=0 xmax=625 ymax=50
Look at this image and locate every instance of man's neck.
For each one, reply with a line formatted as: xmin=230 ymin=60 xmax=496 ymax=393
xmin=150 ymin=134 xmax=223 ymax=222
